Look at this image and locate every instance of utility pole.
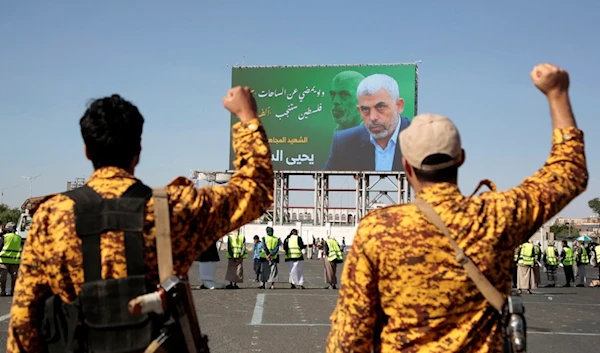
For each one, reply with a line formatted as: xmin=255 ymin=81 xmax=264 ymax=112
xmin=21 ymin=175 xmax=41 ymax=198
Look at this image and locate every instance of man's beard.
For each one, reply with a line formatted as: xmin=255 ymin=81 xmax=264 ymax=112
xmin=367 ymin=117 xmax=398 ymax=140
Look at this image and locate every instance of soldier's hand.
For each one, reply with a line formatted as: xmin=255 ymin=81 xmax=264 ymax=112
xmin=530 ymin=63 xmax=570 ymax=97
xmin=223 ymin=86 xmax=258 ymax=122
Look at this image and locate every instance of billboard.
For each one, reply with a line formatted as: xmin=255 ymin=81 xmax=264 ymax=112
xmin=229 ymin=63 xmax=418 ymax=172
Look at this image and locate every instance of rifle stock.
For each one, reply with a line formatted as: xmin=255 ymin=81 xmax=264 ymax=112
xmin=133 ymin=276 xmax=209 ymax=353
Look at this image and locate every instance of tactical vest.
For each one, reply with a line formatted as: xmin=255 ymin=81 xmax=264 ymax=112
xmin=41 ymin=183 xmax=162 ymax=353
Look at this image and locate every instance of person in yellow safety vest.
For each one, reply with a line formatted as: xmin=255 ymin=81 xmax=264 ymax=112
xmin=573 ymin=240 xmax=589 ymax=287
xmin=0 ymin=222 xmax=22 ymax=296
xmin=516 ymin=241 xmax=535 ymax=294
xmin=323 ymin=235 xmax=343 ymax=290
xmin=284 ymin=229 xmax=306 ymax=289
xmin=533 ymin=241 xmax=542 ymax=287
xmin=225 ymin=230 xmax=247 ymax=289
xmin=560 ymin=240 xmax=575 ymax=287
xmin=543 ymin=241 xmax=559 ymax=287
xmin=258 ymin=226 xmax=281 ymax=289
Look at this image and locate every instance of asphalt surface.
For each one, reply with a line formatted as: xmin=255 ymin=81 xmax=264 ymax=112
xmin=0 ymin=252 xmax=598 ymax=352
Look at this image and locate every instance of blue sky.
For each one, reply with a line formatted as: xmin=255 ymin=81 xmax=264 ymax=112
xmin=1 ymin=0 xmax=598 ymax=220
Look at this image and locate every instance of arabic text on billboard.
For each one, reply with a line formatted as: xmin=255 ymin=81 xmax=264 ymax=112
xmin=229 ymin=63 xmax=417 ymax=172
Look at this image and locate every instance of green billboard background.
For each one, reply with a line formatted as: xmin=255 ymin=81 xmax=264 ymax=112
xmin=229 ymin=64 xmax=417 ymax=171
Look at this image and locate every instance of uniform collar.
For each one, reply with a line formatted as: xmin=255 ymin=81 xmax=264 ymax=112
xmin=415 ymin=182 xmax=464 ymax=205
xmin=88 ymin=167 xmax=137 ymax=182
xmin=415 ymin=179 xmax=498 ymax=205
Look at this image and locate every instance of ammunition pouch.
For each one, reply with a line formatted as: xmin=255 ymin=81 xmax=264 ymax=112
xmin=42 ymin=276 xmax=161 ymax=353
xmin=41 ymin=295 xmax=79 ymax=353
xmin=41 ymin=182 xmax=162 ymax=353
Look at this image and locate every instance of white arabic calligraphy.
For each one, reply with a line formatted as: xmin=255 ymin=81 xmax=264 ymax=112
xmin=271 ymin=150 xmax=315 ymax=165
xmin=298 ymin=103 xmax=323 ymax=120
xmin=285 ymin=153 xmax=315 ymax=166
xmin=275 ymin=104 xmax=298 ymax=120
xmin=257 ymin=87 xmax=326 ymax=101
xmin=272 ymin=150 xmax=284 ymax=162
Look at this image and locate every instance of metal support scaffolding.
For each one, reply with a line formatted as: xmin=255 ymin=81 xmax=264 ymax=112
xmin=320 ymin=173 xmax=329 ymax=225
xmin=191 ymin=170 xmax=411 ymax=227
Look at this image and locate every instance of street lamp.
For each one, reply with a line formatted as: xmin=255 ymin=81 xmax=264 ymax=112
xmin=21 ymin=175 xmax=41 ymax=199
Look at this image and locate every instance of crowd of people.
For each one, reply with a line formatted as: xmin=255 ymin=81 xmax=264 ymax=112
xmin=514 ymin=239 xmax=600 ymax=293
xmin=2 ymin=63 xmax=594 ymax=353
xmin=195 ymin=227 xmax=345 ymax=290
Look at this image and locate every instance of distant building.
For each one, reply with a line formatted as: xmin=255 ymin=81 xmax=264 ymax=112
xmin=553 ymin=216 xmax=600 ymax=237
xmin=66 ymin=177 xmax=86 ymax=191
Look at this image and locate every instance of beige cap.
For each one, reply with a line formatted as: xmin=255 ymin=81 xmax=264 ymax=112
xmin=399 ymin=113 xmax=462 ymax=171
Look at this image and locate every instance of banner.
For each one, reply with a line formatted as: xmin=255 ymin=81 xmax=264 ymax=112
xmin=229 ymin=63 xmax=418 ymax=172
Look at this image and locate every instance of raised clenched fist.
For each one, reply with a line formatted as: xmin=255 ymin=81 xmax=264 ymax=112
xmin=222 ymin=86 xmax=258 ymax=122
xmin=530 ymin=63 xmax=570 ymax=97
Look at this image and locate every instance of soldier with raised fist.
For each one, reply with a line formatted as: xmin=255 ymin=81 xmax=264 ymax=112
xmin=326 ymin=63 xmax=588 ymax=353
xmin=6 ymin=87 xmax=274 ymax=353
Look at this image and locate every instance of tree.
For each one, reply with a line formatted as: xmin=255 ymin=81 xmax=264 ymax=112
xmin=550 ymin=224 xmax=579 ymax=237
xmin=588 ymin=198 xmax=600 ymax=216
xmin=0 ymin=204 xmax=21 ymax=226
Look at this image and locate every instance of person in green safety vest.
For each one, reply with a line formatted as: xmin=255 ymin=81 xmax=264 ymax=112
xmin=284 ymin=229 xmax=306 ymax=289
xmin=516 ymin=241 xmax=536 ymax=294
xmin=573 ymin=240 xmax=589 ymax=287
xmin=542 ymin=241 xmax=559 ymax=288
xmin=0 ymin=222 xmax=22 ymax=296
xmin=225 ymin=229 xmax=247 ymax=289
xmin=560 ymin=240 xmax=575 ymax=287
xmin=258 ymin=226 xmax=281 ymax=289
xmin=323 ymin=235 xmax=344 ymax=290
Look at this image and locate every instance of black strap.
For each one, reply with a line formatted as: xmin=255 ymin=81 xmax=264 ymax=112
xmin=64 ymin=186 xmax=103 ymax=283
xmin=64 ymin=182 xmax=152 ymax=283
xmin=121 ymin=183 xmax=152 ymax=278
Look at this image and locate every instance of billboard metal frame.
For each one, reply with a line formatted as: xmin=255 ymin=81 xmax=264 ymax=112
xmin=204 ymin=61 xmax=421 ymax=225
xmin=190 ymin=170 xmax=412 ymax=226
xmin=231 ymin=62 xmax=420 ymax=69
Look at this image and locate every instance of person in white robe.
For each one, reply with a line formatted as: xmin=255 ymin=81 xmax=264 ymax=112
xmin=284 ymin=229 xmax=306 ymax=289
xmin=198 ymin=242 xmax=225 ymax=289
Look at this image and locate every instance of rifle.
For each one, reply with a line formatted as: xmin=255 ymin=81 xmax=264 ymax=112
xmin=127 ymin=187 xmax=210 ymax=353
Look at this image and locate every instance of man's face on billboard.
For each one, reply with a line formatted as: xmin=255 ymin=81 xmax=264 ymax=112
xmin=357 ymin=88 xmax=404 ymax=140
xmin=330 ymin=73 xmax=363 ymax=128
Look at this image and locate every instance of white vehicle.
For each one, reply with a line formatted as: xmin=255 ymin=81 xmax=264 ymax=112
xmin=16 ymin=211 xmax=32 ymax=239
xmin=16 ymin=196 xmax=45 ymax=240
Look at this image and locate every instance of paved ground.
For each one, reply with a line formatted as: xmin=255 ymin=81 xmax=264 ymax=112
xmin=0 ymin=253 xmax=598 ymax=352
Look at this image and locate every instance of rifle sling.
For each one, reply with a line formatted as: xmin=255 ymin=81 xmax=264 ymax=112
xmin=153 ymin=187 xmax=174 ymax=283
xmin=413 ymin=197 xmax=505 ymax=312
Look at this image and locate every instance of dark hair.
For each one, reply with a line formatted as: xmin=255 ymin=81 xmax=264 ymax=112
xmin=413 ymin=154 xmax=458 ymax=183
xmin=80 ymin=94 xmax=144 ymax=170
